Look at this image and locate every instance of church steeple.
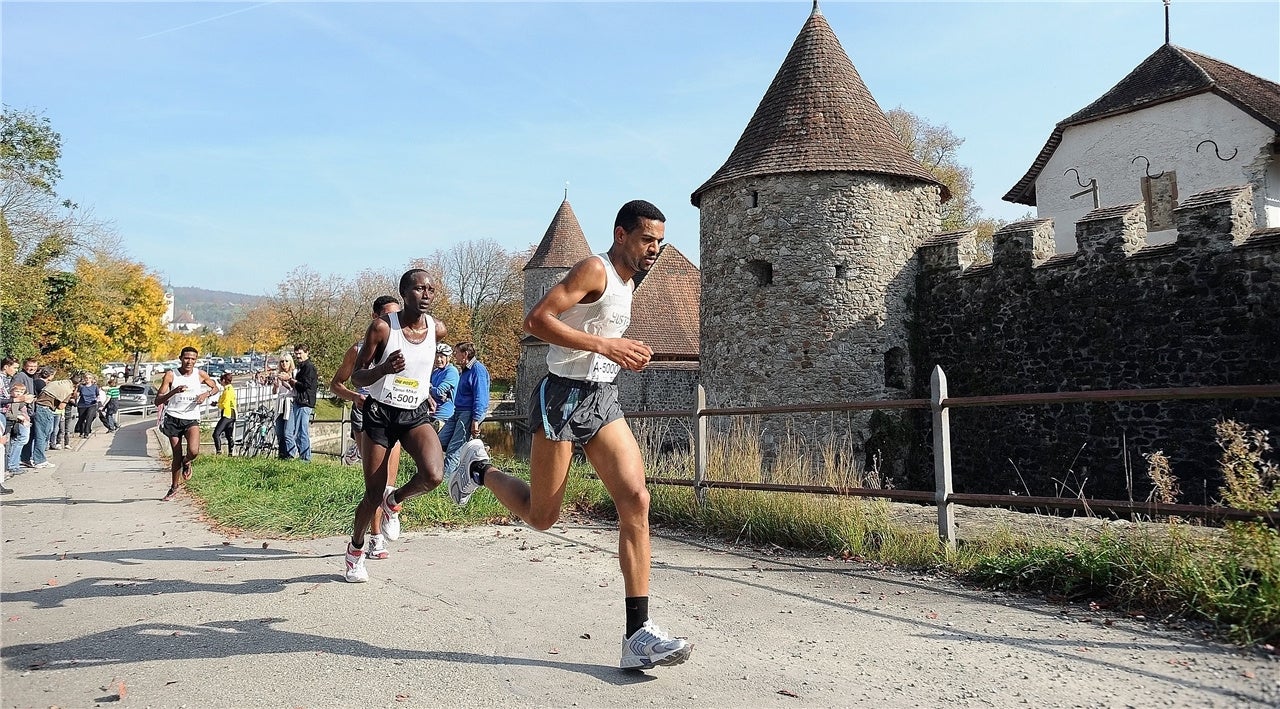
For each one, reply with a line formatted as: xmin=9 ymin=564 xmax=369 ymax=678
xmin=691 ymin=8 xmax=942 ymax=206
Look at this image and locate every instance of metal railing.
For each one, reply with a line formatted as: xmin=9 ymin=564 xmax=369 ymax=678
xmin=487 ymin=367 xmax=1280 ymax=546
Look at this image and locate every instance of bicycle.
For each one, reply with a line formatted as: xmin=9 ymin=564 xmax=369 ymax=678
xmin=237 ymin=406 xmax=277 ymax=458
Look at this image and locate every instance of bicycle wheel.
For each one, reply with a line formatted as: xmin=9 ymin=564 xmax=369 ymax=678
xmin=238 ymin=424 xmax=258 ymax=456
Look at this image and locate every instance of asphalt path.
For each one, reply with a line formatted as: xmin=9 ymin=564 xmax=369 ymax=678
xmin=1 ymin=416 xmax=1276 ymax=708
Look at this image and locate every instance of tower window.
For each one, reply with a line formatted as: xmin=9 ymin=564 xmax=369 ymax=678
xmin=884 ymin=347 xmax=908 ymax=389
xmin=746 ymin=259 xmax=773 ymax=286
xmin=750 ymin=191 xmax=759 ymax=208
xmin=835 ymin=264 xmax=848 ymax=279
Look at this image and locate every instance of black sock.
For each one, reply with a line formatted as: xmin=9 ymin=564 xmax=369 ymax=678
xmin=625 ymin=597 xmax=649 ymax=638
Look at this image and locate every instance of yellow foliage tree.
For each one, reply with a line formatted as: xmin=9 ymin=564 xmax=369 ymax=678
xmin=70 ymin=252 xmax=168 ymax=369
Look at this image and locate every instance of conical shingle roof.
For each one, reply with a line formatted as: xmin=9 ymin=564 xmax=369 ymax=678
xmin=691 ymin=6 xmax=942 ymax=207
xmin=524 ymin=199 xmax=593 ymax=270
xmin=625 ymin=244 xmax=700 ymax=359
xmin=1004 ymin=44 xmax=1280 ymax=206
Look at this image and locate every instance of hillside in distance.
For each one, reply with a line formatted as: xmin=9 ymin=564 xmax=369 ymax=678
xmin=170 ymin=286 xmax=268 ymax=329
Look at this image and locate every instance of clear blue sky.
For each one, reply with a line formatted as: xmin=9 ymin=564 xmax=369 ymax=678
xmin=5 ymin=1 xmax=1277 ymax=295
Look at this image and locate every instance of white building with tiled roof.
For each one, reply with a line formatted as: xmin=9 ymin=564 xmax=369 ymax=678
xmin=1005 ymin=43 xmax=1280 ymax=251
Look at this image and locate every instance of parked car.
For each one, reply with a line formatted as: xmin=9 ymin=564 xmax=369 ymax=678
xmin=117 ymin=383 xmax=158 ymax=414
xmin=101 ymin=362 xmax=127 ymax=377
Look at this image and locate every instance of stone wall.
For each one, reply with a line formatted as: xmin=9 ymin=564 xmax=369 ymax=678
xmin=914 ymin=185 xmax=1280 ymax=500
xmin=698 ymin=172 xmax=940 ymax=471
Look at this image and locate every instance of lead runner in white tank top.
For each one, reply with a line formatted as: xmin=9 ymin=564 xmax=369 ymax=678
xmin=166 ymin=369 xmax=206 ymax=421
xmin=368 ymin=312 xmax=436 ymax=410
xmin=546 ymin=253 xmax=633 ymax=383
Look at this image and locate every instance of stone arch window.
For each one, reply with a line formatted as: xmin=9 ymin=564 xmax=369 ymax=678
xmin=746 ymin=259 xmax=773 ymax=286
xmin=884 ymin=347 xmax=908 ymax=389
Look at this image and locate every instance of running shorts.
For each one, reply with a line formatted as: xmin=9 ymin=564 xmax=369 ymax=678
xmin=160 ymin=414 xmax=200 ymax=439
xmin=350 ymin=402 xmax=365 ymax=434
xmin=362 ymin=398 xmax=434 ymax=449
xmin=528 ymin=373 xmax=623 ymax=444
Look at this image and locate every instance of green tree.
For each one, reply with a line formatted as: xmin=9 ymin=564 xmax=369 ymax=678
xmin=1 ymin=107 xmax=113 ymax=360
xmin=886 ymin=107 xmax=1003 ymax=254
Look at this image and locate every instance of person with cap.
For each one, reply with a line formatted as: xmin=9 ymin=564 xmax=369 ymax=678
xmin=429 ymin=343 xmax=460 ymax=432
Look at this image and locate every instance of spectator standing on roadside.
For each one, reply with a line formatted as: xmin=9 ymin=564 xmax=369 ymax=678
xmin=16 ymin=359 xmax=41 ymax=465
xmin=273 ymin=355 xmax=296 ymax=458
xmin=213 ymin=372 xmax=237 ymax=455
xmin=74 ymin=374 xmax=103 ymax=438
xmin=1 ymin=359 xmax=31 ymax=478
xmin=99 ymin=376 xmax=122 ymax=432
xmin=440 ymin=341 xmax=489 ymax=476
xmin=30 ymin=370 xmax=80 ymax=468
xmin=286 ymin=345 xmax=319 ymax=462
xmin=430 ymin=343 xmax=459 ymax=432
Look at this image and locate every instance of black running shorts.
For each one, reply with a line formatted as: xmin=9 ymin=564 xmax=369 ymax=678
xmin=362 ymin=398 xmax=434 ymax=449
xmin=528 ymin=373 xmax=623 ymax=444
xmin=160 ymin=413 xmax=200 ymax=439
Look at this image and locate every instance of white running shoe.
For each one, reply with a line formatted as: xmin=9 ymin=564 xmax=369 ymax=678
xmin=35 ymin=462 xmax=55 ymax=469
xmin=620 ymin=620 xmax=693 ymax=670
xmin=343 ymin=543 xmax=368 ymax=583
xmin=449 ymin=439 xmax=489 ymax=506
xmin=367 ymin=534 xmax=389 ymax=560
xmin=379 ymin=486 xmax=401 ymax=541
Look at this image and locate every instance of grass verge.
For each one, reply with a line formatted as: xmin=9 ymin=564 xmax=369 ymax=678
xmin=183 ymin=418 xmax=1280 ymax=647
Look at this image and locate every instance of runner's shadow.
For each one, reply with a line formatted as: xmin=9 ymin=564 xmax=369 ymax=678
xmin=2 ymin=617 xmax=654 ymax=685
xmin=1 ymin=574 xmax=334 ymax=609
xmin=17 ymin=544 xmax=311 ymax=566
xmin=2 ymin=497 xmax=153 ymax=506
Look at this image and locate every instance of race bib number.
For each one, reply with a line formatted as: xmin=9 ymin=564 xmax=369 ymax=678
xmin=585 ymin=354 xmax=621 ymax=383
xmin=383 ymin=375 xmax=424 ymax=409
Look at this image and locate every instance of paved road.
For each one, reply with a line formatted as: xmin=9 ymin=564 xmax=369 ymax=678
xmin=1 ymin=417 xmax=1276 ymax=708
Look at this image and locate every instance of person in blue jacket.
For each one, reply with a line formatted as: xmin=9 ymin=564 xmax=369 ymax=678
xmin=440 ymin=341 xmax=488 ymax=476
xmin=430 ymin=343 xmax=460 ymax=431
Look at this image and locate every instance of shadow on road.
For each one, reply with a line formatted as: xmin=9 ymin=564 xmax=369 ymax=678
xmin=2 ymin=617 xmax=655 ymax=686
xmin=1 ymin=573 xmax=334 ymax=609
xmin=17 ymin=544 xmax=311 ymax=566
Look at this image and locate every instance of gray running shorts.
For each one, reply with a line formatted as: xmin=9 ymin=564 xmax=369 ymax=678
xmin=350 ymin=402 xmax=365 ymax=434
xmin=528 ymin=373 xmax=623 ymax=444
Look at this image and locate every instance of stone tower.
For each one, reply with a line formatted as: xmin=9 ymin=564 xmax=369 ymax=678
xmin=691 ymin=4 xmax=944 ymax=469
xmin=513 ymin=197 xmax=593 ymax=453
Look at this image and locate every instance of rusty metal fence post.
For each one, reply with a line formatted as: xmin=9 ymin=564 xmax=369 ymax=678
xmin=693 ymin=384 xmax=708 ymax=508
xmin=931 ymin=366 xmax=956 ymax=548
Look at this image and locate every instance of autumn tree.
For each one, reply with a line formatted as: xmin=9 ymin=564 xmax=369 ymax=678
xmin=886 ymin=107 xmax=1003 ymax=253
xmin=1 ymin=107 xmax=115 ymax=362
xmin=427 ymin=240 xmax=525 ymax=380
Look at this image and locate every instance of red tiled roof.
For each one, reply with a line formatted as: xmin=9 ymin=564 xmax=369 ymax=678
xmin=625 ymin=244 xmax=700 ymax=358
xmin=524 ymin=199 xmax=592 ymax=270
xmin=691 ymin=7 xmax=942 ymax=207
xmin=1004 ymin=44 xmax=1280 ymax=206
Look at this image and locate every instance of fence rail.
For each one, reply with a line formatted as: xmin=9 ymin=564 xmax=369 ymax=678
xmin=487 ymin=368 xmax=1280 ymax=544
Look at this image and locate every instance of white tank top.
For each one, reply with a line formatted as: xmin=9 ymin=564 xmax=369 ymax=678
xmin=368 ymin=312 xmax=436 ymax=410
xmin=546 ymin=253 xmax=633 ymax=383
xmin=167 ymin=369 xmax=206 ymax=421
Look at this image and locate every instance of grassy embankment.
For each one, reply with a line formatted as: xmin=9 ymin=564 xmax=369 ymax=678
xmin=184 ymin=419 xmax=1278 ymax=646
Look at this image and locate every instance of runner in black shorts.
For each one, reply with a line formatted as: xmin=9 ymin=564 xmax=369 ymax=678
xmin=342 ymin=269 xmax=449 ymax=582
xmin=156 ymin=347 xmax=219 ymax=501
xmin=330 ymin=295 xmax=402 ymax=558
xmin=446 ymin=200 xmax=692 ymax=670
